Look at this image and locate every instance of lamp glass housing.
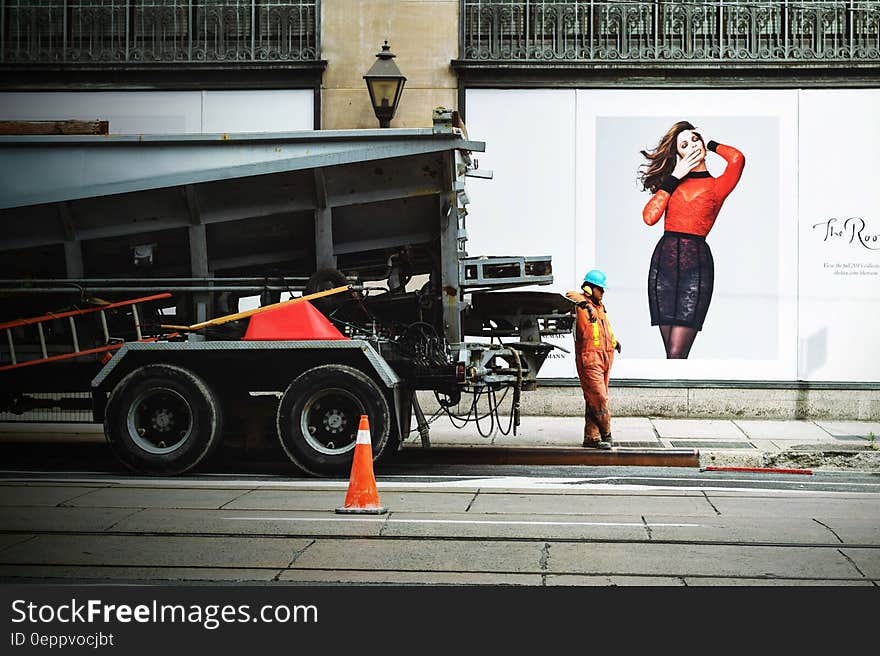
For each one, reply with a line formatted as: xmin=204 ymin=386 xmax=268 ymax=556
xmin=363 ymin=42 xmax=406 ymax=128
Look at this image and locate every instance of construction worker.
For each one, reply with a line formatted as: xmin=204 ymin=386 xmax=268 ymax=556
xmin=566 ymin=269 xmax=621 ymax=449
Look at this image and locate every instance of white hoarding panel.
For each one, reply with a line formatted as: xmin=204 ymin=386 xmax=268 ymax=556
xmin=0 ymin=91 xmax=202 ymax=133
xmin=798 ymin=90 xmax=880 ymax=382
xmin=464 ymin=89 xmax=578 ymax=377
xmin=0 ymin=90 xmax=314 ymax=134
xmin=203 ymin=90 xmax=313 ymax=133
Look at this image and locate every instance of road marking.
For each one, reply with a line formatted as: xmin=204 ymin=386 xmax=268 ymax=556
xmin=222 ymin=516 xmax=702 ymax=528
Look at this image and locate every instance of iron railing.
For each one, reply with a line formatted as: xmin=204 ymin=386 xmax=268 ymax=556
xmin=460 ymin=1 xmax=880 ymax=62
xmin=1 ymin=0 xmax=320 ymax=64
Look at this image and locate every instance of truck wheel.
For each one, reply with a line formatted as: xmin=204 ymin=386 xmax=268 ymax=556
xmin=104 ymin=364 xmax=223 ymax=476
xmin=276 ymin=364 xmax=391 ymax=477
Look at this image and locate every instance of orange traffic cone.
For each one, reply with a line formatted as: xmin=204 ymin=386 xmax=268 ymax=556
xmin=335 ymin=415 xmax=387 ymax=514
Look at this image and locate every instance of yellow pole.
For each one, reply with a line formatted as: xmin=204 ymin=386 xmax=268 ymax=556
xmin=161 ymin=285 xmax=351 ymax=332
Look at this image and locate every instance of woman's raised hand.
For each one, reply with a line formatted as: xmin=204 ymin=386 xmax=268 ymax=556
xmin=671 ymin=148 xmax=704 ymax=179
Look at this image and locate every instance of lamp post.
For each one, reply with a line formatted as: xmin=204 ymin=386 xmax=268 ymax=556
xmin=363 ymin=41 xmax=407 ymax=128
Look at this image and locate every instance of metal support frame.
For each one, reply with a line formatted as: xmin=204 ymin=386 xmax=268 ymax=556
xmin=185 ymin=184 xmax=210 ymax=325
xmin=439 ymin=150 xmax=463 ymax=346
xmin=313 ymin=168 xmax=336 ymax=270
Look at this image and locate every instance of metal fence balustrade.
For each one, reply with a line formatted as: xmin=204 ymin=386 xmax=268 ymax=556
xmin=1 ymin=0 xmax=320 ymax=64
xmin=461 ymin=0 xmax=880 ymax=62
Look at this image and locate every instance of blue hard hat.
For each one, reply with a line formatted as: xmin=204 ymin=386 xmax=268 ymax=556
xmin=582 ymin=269 xmax=608 ymax=289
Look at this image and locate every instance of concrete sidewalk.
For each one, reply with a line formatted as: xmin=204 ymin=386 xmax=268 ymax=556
xmin=403 ymin=414 xmax=880 ymax=472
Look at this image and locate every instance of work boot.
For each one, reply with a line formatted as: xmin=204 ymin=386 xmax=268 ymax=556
xmin=582 ymin=438 xmax=611 ymax=450
xmin=598 ymin=434 xmax=613 ymax=449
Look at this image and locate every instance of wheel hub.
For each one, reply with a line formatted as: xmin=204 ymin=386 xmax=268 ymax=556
xmin=323 ymin=409 xmax=346 ymax=434
xmin=127 ymin=387 xmax=194 ymax=455
xmin=151 ymin=408 xmax=174 ymax=432
xmin=300 ymin=388 xmax=365 ymax=456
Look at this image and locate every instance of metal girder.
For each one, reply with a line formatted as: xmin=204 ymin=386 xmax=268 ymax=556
xmin=0 ymin=130 xmax=485 ymax=211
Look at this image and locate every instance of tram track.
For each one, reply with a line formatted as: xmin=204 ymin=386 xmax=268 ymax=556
xmin=0 ymin=527 xmax=878 ymax=551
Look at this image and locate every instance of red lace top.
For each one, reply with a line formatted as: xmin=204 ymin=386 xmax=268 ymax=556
xmin=642 ymin=141 xmax=745 ymax=237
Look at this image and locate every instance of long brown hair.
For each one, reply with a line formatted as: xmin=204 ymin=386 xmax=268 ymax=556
xmin=638 ymin=120 xmax=702 ymax=193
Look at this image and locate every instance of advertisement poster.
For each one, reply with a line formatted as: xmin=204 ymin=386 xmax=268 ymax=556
xmin=466 ymin=88 xmax=807 ymax=381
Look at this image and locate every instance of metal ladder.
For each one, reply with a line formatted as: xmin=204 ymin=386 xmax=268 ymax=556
xmin=0 ymin=293 xmax=171 ymax=372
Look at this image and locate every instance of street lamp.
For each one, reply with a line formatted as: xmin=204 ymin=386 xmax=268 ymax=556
xmin=363 ymin=41 xmax=407 ymax=128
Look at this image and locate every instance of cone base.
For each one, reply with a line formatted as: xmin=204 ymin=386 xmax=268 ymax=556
xmin=335 ymin=506 xmax=388 ymax=515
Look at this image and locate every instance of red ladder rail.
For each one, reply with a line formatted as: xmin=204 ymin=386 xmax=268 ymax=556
xmin=0 ymin=293 xmax=172 ymax=372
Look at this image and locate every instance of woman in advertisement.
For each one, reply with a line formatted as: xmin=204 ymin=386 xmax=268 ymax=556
xmin=639 ymin=121 xmax=745 ymax=359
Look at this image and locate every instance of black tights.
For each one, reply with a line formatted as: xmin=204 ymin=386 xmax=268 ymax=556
xmin=659 ymin=325 xmax=699 ymax=359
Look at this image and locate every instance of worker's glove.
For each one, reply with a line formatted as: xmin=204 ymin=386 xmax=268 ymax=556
xmin=577 ymin=301 xmax=589 ymax=309
xmin=615 ymin=341 xmax=622 ymax=354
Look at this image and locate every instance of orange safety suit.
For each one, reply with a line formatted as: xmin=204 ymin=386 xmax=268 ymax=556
xmin=574 ymin=298 xmax=617 ymax=443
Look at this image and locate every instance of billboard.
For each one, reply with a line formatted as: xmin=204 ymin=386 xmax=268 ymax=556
xmin=465 ymin=88 xmax=879 ymax=383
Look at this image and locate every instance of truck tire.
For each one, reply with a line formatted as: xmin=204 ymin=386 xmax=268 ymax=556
xmin=276 ymin=364 xmax=391 ymax=477
xmin=104 ymin=364 xmax=223 ymax=476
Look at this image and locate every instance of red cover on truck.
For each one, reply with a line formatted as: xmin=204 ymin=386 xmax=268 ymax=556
xmin=242 ymin=300 xmax=347 ymax=341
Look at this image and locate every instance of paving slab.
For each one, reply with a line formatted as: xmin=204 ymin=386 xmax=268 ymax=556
xmin=0 ymin=485 xmax=102 ymax=507
xmin=666 ymin=439 xmax=755 ymax=449
xmin=377 ymin=512 xmax=649 ymax=541
xmin=64 ymin=487 xmax=251 ymax=509
xmin=0 ymin=565 xmax=279 ymax=582
xmin=651 ymin=419 xmax=748 ymax=440
xmin=420 ymin=415 xmax=663 ymax=448
xmin=426 ymin=415 xmax=582 ymax=447
xmin=611 ymin=417 xmax=657 ymax=430
xmin=0 ymin=506 xmax=137 ymax=533
xmin=0 ymin=535 xmax=312 ymax=569
xmin=820 ymin=518 xmax=880 ymax=545
xmin=546 ymin=542 xmax=861 ymax=579
xmin=815 ymin=420 xmax=880 ymax=438
xmin=111 ymin=508 xmax=384 ymax=537
xmin=610 ymin=417 xmax=661 ymax=444
xmin=491 ymin=431 xmax=582 ymax=447
xmin=290 ymin=538 xmax=543 ymax=573
xmin=682 ymin=577 xmax=874 ymax=586
xmin=733 ymin=420 xmax=832 ymax=440
xmin=840 ymin=547 xmax=880 ymax=578
xmin=277 ymin=569 xmax=543 ymax=585
xmin=642 ymin=515 xmax=841 ymax=544
xmin=468 ymin=492 xmax=716 ymax=517
xmin=707 ymin=496 xmax=880 ymax=521
xmin=223 ymin=489 xmax=475 ymax=513
xmin=545 ymin=574 xmax=686 ymax=586
xmin=745 ymin=438 xmax=785 ymax=454
xmin=460 ymin=486 xmax=705 ymax=497
xmin=0 ymin=534 xmax=35 ymax=551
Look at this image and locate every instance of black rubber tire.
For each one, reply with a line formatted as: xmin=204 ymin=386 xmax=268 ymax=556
xmin=276 ymin=364 xmax=391 ymax=477
xmin=104 ymin=364 xmax=223 ymax=476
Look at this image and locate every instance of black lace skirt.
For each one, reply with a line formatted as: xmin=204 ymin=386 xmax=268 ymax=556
xmin=647 ymin=231 xmax=714 ymax=330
